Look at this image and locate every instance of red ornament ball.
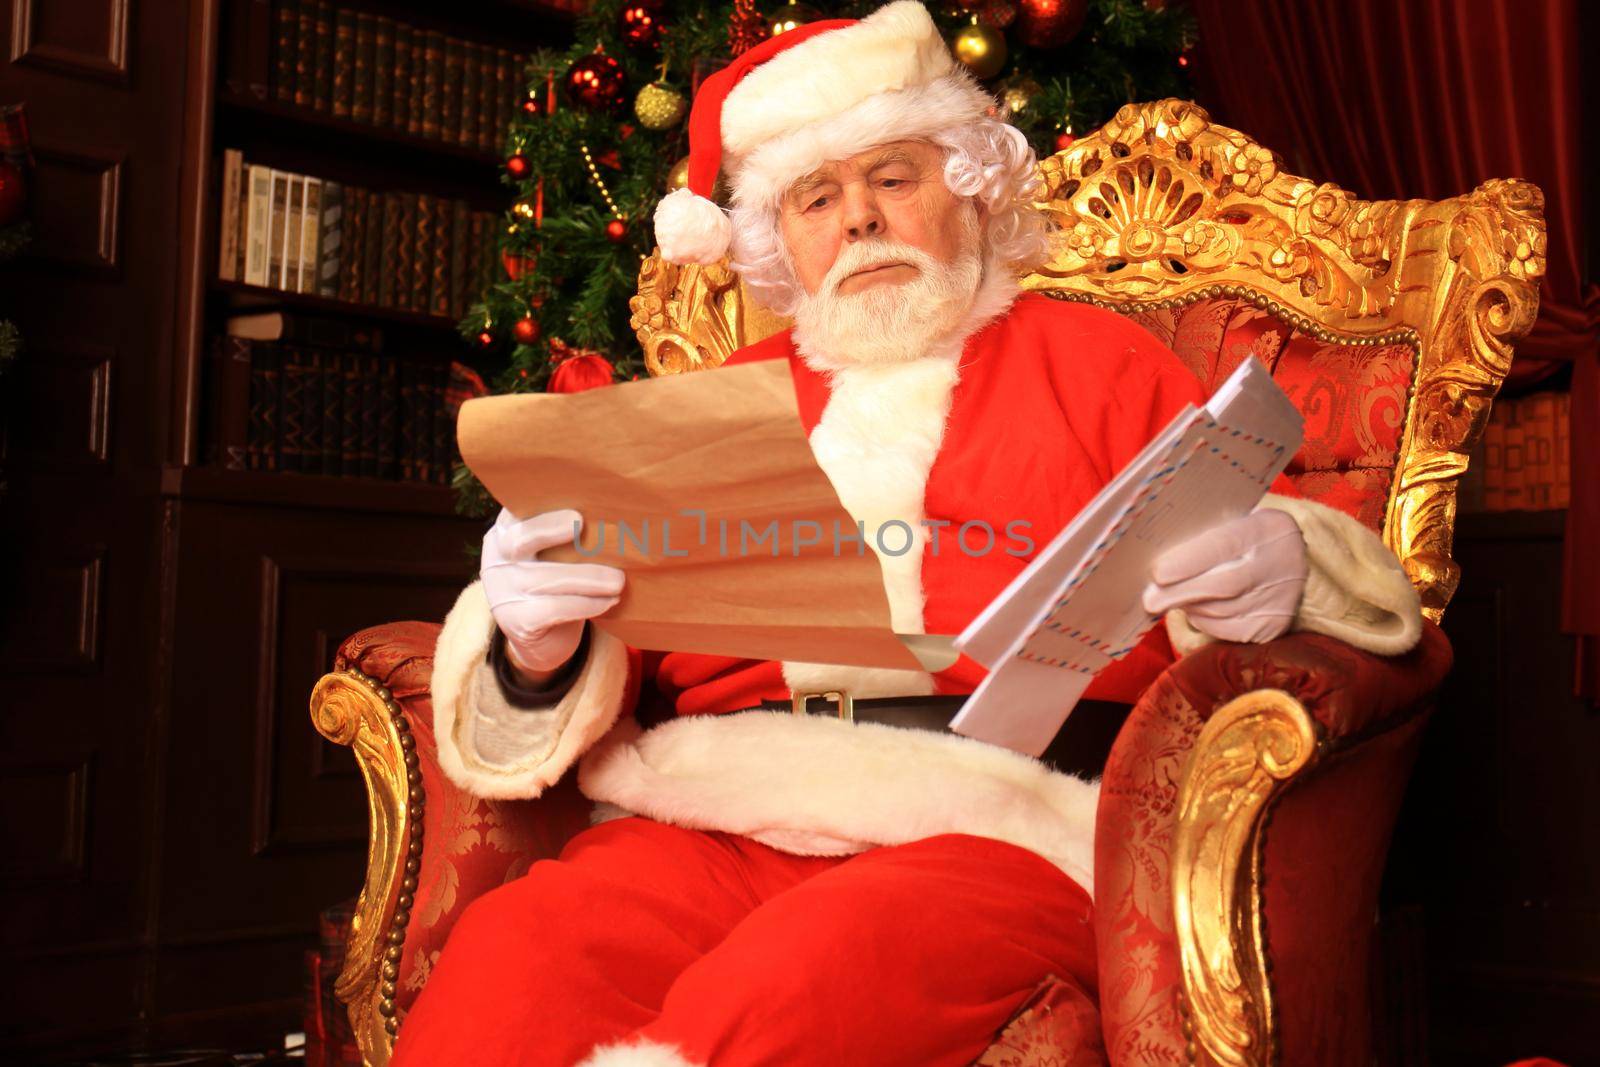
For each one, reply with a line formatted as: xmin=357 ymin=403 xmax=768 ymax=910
xmin=513 ymin=316 xmax=541 ymax=345
xmin=476 ymin=329 xmax=496 ymax=348
xmin=604 ymin=218 xmax=628 ymax=243
xmin=0 ymin=161 xmax=26 ymax=227
xmin=1015 ymin=0 xmax=1087 ymax=48
xmin=548 ymin=352 xmax=616 ymax=394
xmin=1055 ymin=130 xmax=1076 ymax=151
xmin=505 ymin=153 xmax=531 ymax=179
xmin=521 ymin=95 xmax=541 ymax=115
xmin=565 ymin=53 xmax=627 ymax=112
xmin=617 ymin=0 xmax=667 ymax=49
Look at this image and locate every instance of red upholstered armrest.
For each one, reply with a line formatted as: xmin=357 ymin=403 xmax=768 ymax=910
xmin=332 ymin=623 xmax=592 ymax=1025
xmin=1093 ymin=624 xmax=1452 ymax=1066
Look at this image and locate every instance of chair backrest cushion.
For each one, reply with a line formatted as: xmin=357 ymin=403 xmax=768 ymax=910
xmin=1125 ymin=297 xmax=1417 ymax=531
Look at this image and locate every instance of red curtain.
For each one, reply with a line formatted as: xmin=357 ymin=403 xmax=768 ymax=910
xmin=1190 ymin=0 xmax=1598 ymax=690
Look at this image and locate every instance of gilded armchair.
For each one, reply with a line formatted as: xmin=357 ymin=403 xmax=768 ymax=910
xmin=310 ymin=100 xmax=1544 ymax=1066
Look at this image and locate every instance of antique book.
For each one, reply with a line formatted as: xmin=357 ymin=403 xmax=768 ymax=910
xmin=278 ymin=345 xmax=308 ymax=473
xmin=409 ymin=192 xmax=434 ymax=314
xmin=378 ymin=193 xmax=401 ymax=309
xmin=207 ymin=335 xmax=253 ymax=471
xmin=360 ymin=353 xmax=380 ymax=478
xmin=243 ymin=164 xmax=274 ymax=286
xmin=338 ymin=185 xmax=365 ymax=303
xmin=1482 ymin=416 xmax=1505 ymax=510
xmin=442 ymin=37 xmax=464 ymax=139
xmin=391 ymin=22 xmax=414 ymax=131
xmin=226 ymin=310 xmax=382 ymax=351
xmin=448 ymin=198 xmax=471 ymax=318
xmin=273 ymin=0 xmax=298 ymax=104
xmin=361 ymin=189 xmax=385 ymax=307
xmin=458 ymin=42 xmax=480 ymax=150
xmin=331 ymin=7 xmax=355 ymax=118
xmin=397 ymin=359 xmax=417 ymax=481
xmin=1554 ymin=393 xmax=1571 ymax=508
xmin=247 ymin=341 xmax=280 ymax=471
xmin=298 ymin=177 xmax=322 ymax=294
xmin=341 ymin=351 xmax=363 ymax=476
xmin=475 ymin=42 xmax=499 ymax=152
xmin=414 ymin=360 xmax=437 ymax=484
xmin=352 ymin=12 xmax=377 ymax=125
xmin=421 ymin=31 xmax=446 ymax=141
xmin=300 ymin=347 xmax=325 ymax=475
xmin=428 ymin=195 xmax=453 ymax=317
xmin=1524 ymin=393 xmax=1557 ymax=510
xmin=223 ymin=0 xmax=272 ymax=102
xmin=373 ymin=16 xmax=395 ymax=129
xmin=431 ymin=362 xmax=453 ymax=485
xmin=1501 ymin=406 xmax=1527 ymax=510
xmin=321 ymin=348 xmax=344 ymax=475
xmin=378 ymin=357 xmax=399 ymax=480
xmin=309 ymin=0 xmax=333 ymax=111
xmin=282 ymin=173 xmax=304 ymax=292
xmin=405 ymin=30 xmax=426 ymax=137
xmin=268 ymin=170 xmax=291 ymax=290
xmin=316 ymin=180 xmax=343 ymax=298
xmin=218 ymin=148 xmax=244 ymax=281
xmin=493 ymin=50 xmax=513 ymax=152
xmin=292 ymin=1 xmax=315 ymax=108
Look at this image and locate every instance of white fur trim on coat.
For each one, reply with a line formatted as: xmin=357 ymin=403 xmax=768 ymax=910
xmin=577 ymin=711 xmax=1099 ymax=895
xmin=1166 ymin=494 xmax=1424 ymax=657
xmin=431 ymin=581 xmax=631 ymax=799
xmin=578 ymin=1038 xmax=702 ymax=1067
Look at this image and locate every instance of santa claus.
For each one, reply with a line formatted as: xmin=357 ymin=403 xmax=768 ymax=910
xmin=394 ymin=4 xmax=1423 ymax=1064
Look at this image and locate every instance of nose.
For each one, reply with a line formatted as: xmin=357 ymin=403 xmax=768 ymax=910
xmin=840 ymin=181 xmax=884 ymax=242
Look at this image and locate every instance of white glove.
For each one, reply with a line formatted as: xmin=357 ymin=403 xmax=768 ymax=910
xmin=480 ymin=508 xmax=625 ymax=673
xmin=1142 ymin=509 xmax=1308 ymax=644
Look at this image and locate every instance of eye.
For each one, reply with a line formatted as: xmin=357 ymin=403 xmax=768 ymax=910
xmin=879 ymin=178 xmax=905 ymax=189
xmin=806 ymin=195 xmax=831 ymax=211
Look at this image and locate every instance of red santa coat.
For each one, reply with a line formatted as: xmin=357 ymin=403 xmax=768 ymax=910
xmin=632 ymin=292 xmax=1207 ymax=718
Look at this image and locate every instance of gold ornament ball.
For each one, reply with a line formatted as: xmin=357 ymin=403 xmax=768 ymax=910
xmin=951 ymin=21 xmax=1007 ymax=80
xmin=1001 ymin=78 xmax=1040 ymax=115
xmin=634 ymin=82 xmax=687 ymax=130
xmin=666 ymin=156 xmax=691 ymax=192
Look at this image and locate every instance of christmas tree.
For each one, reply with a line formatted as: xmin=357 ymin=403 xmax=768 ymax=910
xmin=457 ymin=0 xmax=1194 ymax=512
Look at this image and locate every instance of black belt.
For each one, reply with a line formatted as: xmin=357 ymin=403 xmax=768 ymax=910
xmin=748 ymin=692 xmax=1131 ymax=778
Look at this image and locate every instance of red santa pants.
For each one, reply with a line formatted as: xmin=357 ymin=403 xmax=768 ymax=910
xmin=391 ymin=816 xmax=1098 ymax=1067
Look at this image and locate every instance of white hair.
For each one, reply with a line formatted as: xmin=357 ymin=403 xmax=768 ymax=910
xmin=727 ymin=116 xmax=1049 ymax=316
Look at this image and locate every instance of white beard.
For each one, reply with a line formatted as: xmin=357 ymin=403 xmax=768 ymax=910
xmin=792 ymin=207 xmax=984 ymax=372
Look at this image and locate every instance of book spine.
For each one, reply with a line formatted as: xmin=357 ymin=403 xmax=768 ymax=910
xmin=396 ymin=192 xmax=419 ymax=311
xmin=442 ymin=37 xmax=464 ymax=142
xmin=272 ymin=0 xmax=298 ymax=104
xmin=282 ymin=173 xmax=304 ymax=292
xmin=1482 ymin=414 xmax=1505 ymax=511
xmin=218 ymin=148 xmax=244 ymax=281
xmin=361 ymin=188 xmax=385 ymax=306
xmin=300 ymin=347 xmax=323 ymax=474
xmin=352 ymin=12 xmax=376 ymax=125
xmin=378 ymin=358 xmax=399 ymax=479
xmin=406 ymin=31 xmax=427 ymax=136
xmin=224 ymin=0 xmax=272 ymax=101
xmin=342 ymin=352 xmax=362 ymax=476
xmin=211 ymin=335 xmax=253 ymax=470
xmin=322 ymin=350 xmax=343 ymax=475
xmin=409 ymin=192 xmax=432 ymax=313
xmin=298 ymin=177 xmax=321 ymax=294
xmin=390 ymin=22 xmax=413 ymax=131
xmin=293 ymin=1 xmax=315 ymax=108
xmin=494 ymin=50 xmax=513 ymax=154
xmin=458 ymin=42 xmax=480 ymax=151
xmin=428 ymin=195 xmax=452 ymax=317
xmin=448 ymin=198 xmax=470 ymax=318
xmin=397 ymin=359 xmax=416 ymax=481
xmin=467 ymin=210 xmax=487 ymax=313
xmin=338 ymin=186 xmax=364 ymax=303
xmin=421 ymin=31 xmax=445 ymax=141
xmin=317 ymin=180 xmax=342 ymax=298
xmin=1526 ymin=393 xmax=1557 ymax=510
xmin=244 ymin=165 xmax=274 ymax=286
xmin=261 ymin=343 xmax=281 ymax=472
xmin=310 ymin=0 xmax=332 ymax=111
xmin=269 ymin=170 xmax=290 ymax=290
xmin=1554 ymin=392 xmax=1571 ymax=509
xmin=379 ymin=192 xmax=401 ymax=309
xmin=360 ymin=354 xmax=380 ymax=478
xmin=431 ymin=362 xmax=452 ymax=485
xmin=1502 ymin=402 xmax=1526 ymax=511
xmin=373 ymin=17 xmax=395 ymax=129
xmin=278 ymin=344 xmax=305 ymax=473
xmin=414 ymin=361 xmax=435 ymax=484
xmin=475 ymin=43 xmax=498 ymax=153
xmin=476 ymin=210 xmax=497 ymax=302
xmin=331 ymin=7 xmax=355 ymax=119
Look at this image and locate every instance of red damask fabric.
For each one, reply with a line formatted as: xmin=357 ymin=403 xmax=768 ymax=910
xmin=1130 ymin=298 xmax=1416 ymax=529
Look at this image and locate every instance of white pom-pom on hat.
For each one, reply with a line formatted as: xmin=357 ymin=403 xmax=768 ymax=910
xmin=653 ymin=187 xmax=732 ymax=266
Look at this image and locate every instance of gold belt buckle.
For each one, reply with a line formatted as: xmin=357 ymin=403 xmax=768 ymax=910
xmin=790 ymin=689 xmax=854 ymax=722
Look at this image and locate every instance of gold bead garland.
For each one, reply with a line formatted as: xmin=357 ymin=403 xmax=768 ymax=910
xmin=579 ymin=142 xmax=624 ymax=223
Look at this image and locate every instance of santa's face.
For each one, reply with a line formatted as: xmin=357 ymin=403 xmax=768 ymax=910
xmin=779 ymin=139 xmax=975 ymax=296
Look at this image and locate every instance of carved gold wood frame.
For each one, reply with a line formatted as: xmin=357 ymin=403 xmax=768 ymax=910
xmin=310 ymin=669 xmax=422 ymax=1066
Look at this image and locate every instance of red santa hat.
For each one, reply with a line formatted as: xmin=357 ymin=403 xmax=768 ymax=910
xmin=653 ymin=0 xmax=994 ymax=266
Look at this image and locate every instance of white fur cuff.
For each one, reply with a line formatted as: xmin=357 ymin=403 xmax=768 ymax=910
xmin=653 ymin=188 xmax=731 ymax=266
xmin=431 ymin=581 xmax=632 ymax=799
xmin=578 ymin=1039 xmax=702 ymax=1067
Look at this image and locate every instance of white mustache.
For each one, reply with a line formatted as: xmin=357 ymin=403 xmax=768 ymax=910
xmin=821 ymin=240 xmax=936 ymax=297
